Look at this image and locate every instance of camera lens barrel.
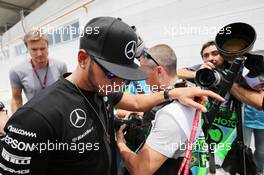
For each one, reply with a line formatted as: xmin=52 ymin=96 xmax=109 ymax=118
xmin=195 ymin=68 xmax=223 ymax=88
xmin=215 ymin=22 xmax=256 ymax=58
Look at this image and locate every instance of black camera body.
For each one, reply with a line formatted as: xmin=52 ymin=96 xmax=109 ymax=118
xmin=114 ymin=113 xmax=148 ymax=151
xmin=244 ymin=53 xmax=264 ymax=78
xmin=195 ymin=55 xmax=264 ymax=89
xmin=114 ymin=113 xmax=144 ymax=130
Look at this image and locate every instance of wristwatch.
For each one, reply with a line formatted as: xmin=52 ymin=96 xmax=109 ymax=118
xmin=164 ymin=88 xmax=173 ymax=102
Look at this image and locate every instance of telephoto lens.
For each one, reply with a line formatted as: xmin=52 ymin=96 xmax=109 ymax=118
xmin=195 ymin=68 xmax=223 ymax=88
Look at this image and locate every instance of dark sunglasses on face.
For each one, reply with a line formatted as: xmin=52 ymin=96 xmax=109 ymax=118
xmin=100 ymin=66 xmax=117 ymax=79
xmin=105 ymin=71 xmax=116 ymax=79
xmin=92 ymin=57 xmax=117 ymax=80
xmin=203 ymin=50 xmax=220 ymax=59
xmin=143 ymin=50 xmax=160 ymax=66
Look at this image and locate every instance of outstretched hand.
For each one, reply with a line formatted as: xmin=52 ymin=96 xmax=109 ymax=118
xmin=169 ymin=87 xmax=224 ymax=112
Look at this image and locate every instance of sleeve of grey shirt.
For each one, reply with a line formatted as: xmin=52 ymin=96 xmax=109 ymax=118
xmin=146 ymin=108 xmax=187 ymax=158
xmin=9 ymin=67 xmax=22 ymax=89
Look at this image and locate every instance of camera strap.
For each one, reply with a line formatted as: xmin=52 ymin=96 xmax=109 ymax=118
xmin=178 ymin=109 xmax=200 ymax=175
xmin=203 ymin=96 xmax=237 ymax=173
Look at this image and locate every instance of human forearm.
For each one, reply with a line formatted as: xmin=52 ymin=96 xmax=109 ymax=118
xmin=116 ymin=126 xmax=143 ymax=175
xmin=177 ymin=68 xmax=196 ymax=80
xmin=117 ymin=142 xmax=142 ymax=175
xmin=231 ymin=83 xmax=264 ymax=110
xmin=117 ymin=92 xmax=165 ymax=112
xmin=117 ymin=87 xmax=224 ymax=112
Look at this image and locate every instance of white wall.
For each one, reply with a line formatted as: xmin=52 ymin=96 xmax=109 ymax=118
xmin=97 ymin=0 xmax=264 ymax=67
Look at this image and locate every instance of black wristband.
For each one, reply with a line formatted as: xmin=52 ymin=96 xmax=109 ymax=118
xmin=164 ymin=88 xmax=173 ymax=102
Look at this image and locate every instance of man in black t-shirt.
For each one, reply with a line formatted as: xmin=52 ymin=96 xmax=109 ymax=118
xmin=0 ymin=17 xmax=224 ymax=175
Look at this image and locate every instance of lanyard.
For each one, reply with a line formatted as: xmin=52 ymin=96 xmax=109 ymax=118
xmin=178 ymin=109 xmax=200 ymax=175
xmin=30 ymin=59 xmax=49 ymax=89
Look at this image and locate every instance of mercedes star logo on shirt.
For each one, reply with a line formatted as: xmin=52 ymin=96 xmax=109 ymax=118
xmin=125 ymin=40 xmax=137 ymax=60
xmin=70 ymin=109 xmax=87 ymax=128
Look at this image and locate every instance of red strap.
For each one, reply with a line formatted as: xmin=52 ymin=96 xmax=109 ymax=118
xmin=30 ymin=59 xmax=49 ymax=89
xmin=177 ymin=109 xmax=200 ymax=175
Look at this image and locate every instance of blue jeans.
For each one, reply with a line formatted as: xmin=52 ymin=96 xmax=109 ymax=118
xmin=244 ymin=127 xmax=264 ymax=173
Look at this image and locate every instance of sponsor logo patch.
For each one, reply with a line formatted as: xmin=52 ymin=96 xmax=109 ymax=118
xmin=1 ymin=148 xmax=31 ymax=165
xmin=0 ymin=162 xmax=30 ymax=174
xmin=7 ymin=125 xmax=37 ymax=138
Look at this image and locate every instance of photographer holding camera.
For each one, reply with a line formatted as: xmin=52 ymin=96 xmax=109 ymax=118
xmin=178 ymin=41 xmax=263 ymax=109
xmin=178 ymin=40 xmax=264 ymax=173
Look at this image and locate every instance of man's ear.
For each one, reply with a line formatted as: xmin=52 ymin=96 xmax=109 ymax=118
xmin=78 ymin=49 xmax=90 ymax=66
xmin=156 ymin=66 xmax=165 ymax=76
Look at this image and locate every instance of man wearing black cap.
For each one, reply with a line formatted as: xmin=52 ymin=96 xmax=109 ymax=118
xmin=0 ymin=17 xmax=223 ymax=175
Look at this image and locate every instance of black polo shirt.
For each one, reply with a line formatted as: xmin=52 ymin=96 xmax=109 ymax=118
xmin=0 ymin=75 xmax=122 ymax=175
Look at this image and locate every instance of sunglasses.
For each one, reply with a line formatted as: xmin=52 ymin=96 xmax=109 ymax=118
xmin=143 ymin=50 xmax=160 ymax=66
xmin=92 ymin=57 xmax=117 ymax=80
xmin=202 ymin=50 xmax=220 ymax=59
xmin=100 ymin=66 xmax=117 ymax=80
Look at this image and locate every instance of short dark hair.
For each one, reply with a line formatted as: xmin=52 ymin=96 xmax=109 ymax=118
xmin=200 ymin=41 xmax=216 ymax=58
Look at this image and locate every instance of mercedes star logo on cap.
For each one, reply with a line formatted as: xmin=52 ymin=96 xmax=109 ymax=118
xmin=70 ymin=109 xmax=87 ymax=128
xmin=125 ymin=40 xmax=137 ymax=60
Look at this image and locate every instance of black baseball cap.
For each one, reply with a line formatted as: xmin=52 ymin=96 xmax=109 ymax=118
xmin=80 ymin=16 xmax=148 ymax=81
